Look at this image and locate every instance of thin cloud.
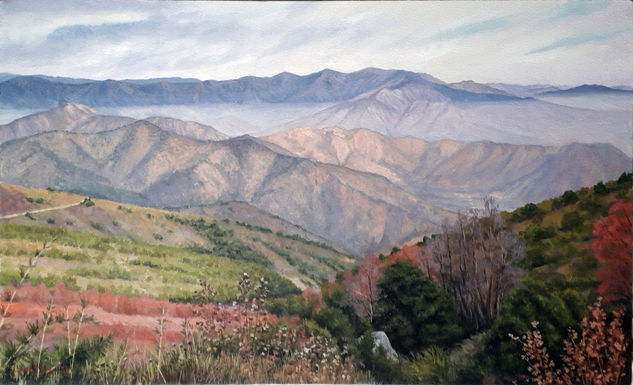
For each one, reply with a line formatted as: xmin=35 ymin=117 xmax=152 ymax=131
xmin=547 ymin=1 xmax=610 ymax=22
xmin=529 ymin=29 xmax=628 ymax=54
xmin=431 ymin=17 xmax=510 ymax=41
xmin=0 ymin=0 xmax=630 ymax=86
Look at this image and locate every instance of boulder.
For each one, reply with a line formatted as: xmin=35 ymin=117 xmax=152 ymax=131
xmin=359 ymin=331 xmax=398 ymax=361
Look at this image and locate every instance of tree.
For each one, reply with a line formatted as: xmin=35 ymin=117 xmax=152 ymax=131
xmin=344 ymin=255 xmax=382 ymax=324
xmin=374 ymin=260 xmax=462 ymax=354
xmin=430 ymin=198 xmax=524 ymax=332
xmin=485 ymin=275 xmax=585 ymax=380
xmin=593 ymin=181 xmax=609 ymax=195
xmin=561 ymin=190 xmax=579 ymax=205
xmin=520 ymin=203 xmax=541 ymax=219
xmin=617 ymin=172 xmax=632 ymax=184
xmin=592 ymin=199 xmax=632 ymax=304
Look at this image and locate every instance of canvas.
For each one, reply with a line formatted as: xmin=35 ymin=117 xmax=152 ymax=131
xmin=0 ymin=1 xmax=631 ymax=384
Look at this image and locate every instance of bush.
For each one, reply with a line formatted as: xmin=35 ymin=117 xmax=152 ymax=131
xmin=561 ymin=190 xmax=579 ymax=205
xmin=617 ymin=172 xmax=632 ymax=184
xmin=593 ymin=181 xmax=609 ymax=195
xmin=402 ymin=346 xmax=455 ymax=384
xmin=484 ymin=277 xmax=585 ymax=380
xmin=375 ymin=260 xmax=462 ymax=354
xmin=46 ymin=218 xmax=55 ymax=224
xmin=90 ymin=222 xmax=103 ymax=231
xmin=560 ymin=211 xmax=583 ymax=231
xmin=313 ymin=307 xmax=356 ymax=347
xmin=520 ymin=203 xmax=541 ymax=219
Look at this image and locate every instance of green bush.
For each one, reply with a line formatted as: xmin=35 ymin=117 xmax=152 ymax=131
xmin=593 ymin=181 xmax=609 ymax=195
xmin=561 ymin=190 xmax=579 ymax=205
xmin=484 ymin=277 xmax=585 ymax=380
xmin=402 ymin=346 xmax=455 ymax=384
xmin=560 ymin=211 xmax=583 ymax=231
xmin=90 ymin=222 xmax=103 ymax=231
xmin=519 ymin=203 xmax=541 ymax=219
xmin=375 ymin=260 xmax=462 ymax=354
xmin=313 ymin=307 xmax=356 ymax=346
xmin=617 ymin=172 xmax=632 ymax=184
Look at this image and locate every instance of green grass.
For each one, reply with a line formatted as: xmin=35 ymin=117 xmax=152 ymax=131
xmin=505 ymin=176 xmax=632 ymax=284
xmin=0 ymin=222 xmax=299 ymax=302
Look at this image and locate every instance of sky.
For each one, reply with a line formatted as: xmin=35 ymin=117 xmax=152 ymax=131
xmin=0 ymin=0 xmax=631 ymax=86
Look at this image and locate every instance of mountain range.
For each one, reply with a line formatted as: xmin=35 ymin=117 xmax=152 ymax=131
xmin=265 ymin=127 xmax=631 ymax=211
xmin=0 ymin=115 xmax=450 ymax=254
xmin=0 ymin=104 xmax=227 ymax=143
xmin=1 ymin=68 xmax=630 ymax=155
xmin=0 ymin=104 xmax=630 ymax=254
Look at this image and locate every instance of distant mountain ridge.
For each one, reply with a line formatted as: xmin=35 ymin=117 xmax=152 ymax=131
xmin=280 ymin=80 xmax=632 ymax=155
xmin=0 ymin=120 xmax=449 ymax=255
xmin=265 ymin=127 xmax=631 ymax=210
xmin=0 ymin=103 xmax=228 ymax=143
xmin=0 ymin=68 xmax=434 ymax=108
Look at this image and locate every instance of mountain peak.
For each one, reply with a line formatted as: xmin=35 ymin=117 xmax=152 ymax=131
xmin=55 ymin=102 xmax=97 ymax=115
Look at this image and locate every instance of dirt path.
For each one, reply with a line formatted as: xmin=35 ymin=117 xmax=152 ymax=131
xmin=0 ymin=202 xmax=82 ymax=219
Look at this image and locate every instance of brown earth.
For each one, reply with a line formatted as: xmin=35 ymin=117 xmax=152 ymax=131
xmin=0 ymin=283 xmax=276 ymax=348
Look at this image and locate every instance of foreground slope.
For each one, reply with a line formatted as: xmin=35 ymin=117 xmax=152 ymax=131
xmin=0 ymin=183 xmax=354 ymax=289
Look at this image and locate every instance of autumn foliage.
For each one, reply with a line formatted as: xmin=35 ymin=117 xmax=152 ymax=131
xmin=511 ymin=298 xmax=629 ymax=385
xmin=592 ymin=199 xmax=632 ymax=303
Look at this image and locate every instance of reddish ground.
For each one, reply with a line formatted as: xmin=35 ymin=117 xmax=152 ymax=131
xmin=0 ymin=283 xmax=276 ymax=348
xmin=0 ymin=185 xmax=32 ymax=217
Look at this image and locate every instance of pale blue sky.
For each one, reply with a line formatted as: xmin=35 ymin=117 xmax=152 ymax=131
xmin=0 ymin=0 xmax=630 ymax=85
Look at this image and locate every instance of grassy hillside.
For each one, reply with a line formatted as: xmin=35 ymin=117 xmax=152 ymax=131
xmin=0 ymin=182 xmax=354 ymax=296
xmin=503 ymin=173 xmax=632 ymax=283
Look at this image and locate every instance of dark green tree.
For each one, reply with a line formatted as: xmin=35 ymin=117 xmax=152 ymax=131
xmin=561 ymin=190 xmax=579 ymax=205
xmin=374 ymin=260 xmax=462 ymax=355
xmin=593 ymin=181 xmax=609 ymax=195
xmin=617 ymin=172 xmax=632 ymax=184
xmin=484 ymin=275 xmax=585 ymax=380
xmin=519 ymin=203 xmax=541 ymax=219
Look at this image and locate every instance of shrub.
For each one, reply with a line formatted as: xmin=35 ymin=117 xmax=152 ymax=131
xmin=520 ymin=203 xmax=541 ymax=219
xmin=561 ymin=190 xmax=579 ymax=205
xmin=560 ymin=211 xmax=583 ymax=231
xmin=46 ymin=218 xmax=55 ymax=224
xmin=593 ymin=181 xmax=609 ymax=195
xmin=90 ymin=222 xmax=103 ymax=231
xmin=375 ymin=260 xmax=462 ymax=354
xmin=617 ymin=172 xmax=632 ymax=184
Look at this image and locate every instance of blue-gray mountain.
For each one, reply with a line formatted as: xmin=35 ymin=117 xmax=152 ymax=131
xmin=2 ymin=68 xmax=630 ymax=155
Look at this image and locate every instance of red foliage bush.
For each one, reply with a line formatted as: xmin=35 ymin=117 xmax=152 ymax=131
xmin=512 ymin=298 xmax=629 ymax=385
xmin=592 ymin=199 xmax=632 ymax=303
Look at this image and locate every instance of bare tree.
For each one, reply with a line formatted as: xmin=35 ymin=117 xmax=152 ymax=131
xmin=431 ymin=197 xmax=523 ymax=332
xmin=344 ymin=255 xmax=382 ymax=324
